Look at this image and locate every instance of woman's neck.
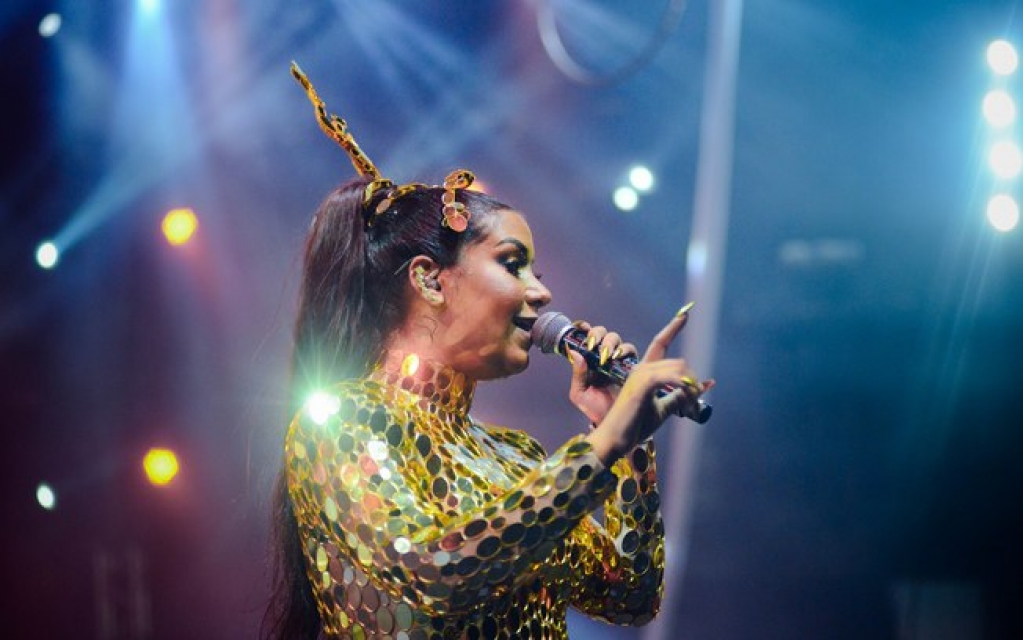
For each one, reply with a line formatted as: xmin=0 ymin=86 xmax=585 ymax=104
xmin=372 ymin=349 xmax=477 ymax=416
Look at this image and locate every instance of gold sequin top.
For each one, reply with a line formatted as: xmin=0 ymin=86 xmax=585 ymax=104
xmin=285 ymin=351 xmax=665 ymax=639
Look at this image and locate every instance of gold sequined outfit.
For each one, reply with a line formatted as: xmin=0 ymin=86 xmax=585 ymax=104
xmin=285 ymin=351 xmax=665 ymax=639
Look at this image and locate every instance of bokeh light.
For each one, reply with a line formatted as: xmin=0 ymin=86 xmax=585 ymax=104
xmin=162 ymin=208 xmax=198 ymax=246
xmin=987 ymin=39 xmax=1019 ymax=76
xmin=628 ymin=165 xmax=655 ymax=192
xmin=143 ymin=448 xmax=180 ymax=486
xmin=38 ymin=13 xmax=62 ymax=38
xmin=613 ymin=186 xmax=639 ymax=211
xmin=36 ymin=483 xmax=56 ymax=510
xmin=989 ymin=140 xmax=1022 ymax=178
xmin=982 ymin=90 xmax=1016 ymax=127
xmin=987 ymin=194 xmax=1020 ymax=231
xmin=35 ymin=241 xmax=59 ymax=269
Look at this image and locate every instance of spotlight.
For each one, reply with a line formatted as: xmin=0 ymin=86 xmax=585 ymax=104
xmin=628 ymin=166 xmax=656 ymax=193
xmin=987 ymin=194 xmax=1020 ymax=232
xmin=305 ymin=391 xmax=341 ymax=426
xmin=162 ymin=208 xmax=198 ymax=246
xmin=983 ymin=90 xmax=1016 ymax=127
xmin=989 ymin=140 xmax=1022 ymax=179
xmin=38 ymin=13 xmax=62 ymax=38
xmin=35 ymin=241 xmax=59 ymax=269
xmin=987 ymin=39 xmax=1018 ymax=76
xmin=36 ymin=483 xmax=56 ymax=510
xmin=143 ymin=448 xmax=179 ymax=486
xmin=613 ymin=186 xmax=639 ymax=211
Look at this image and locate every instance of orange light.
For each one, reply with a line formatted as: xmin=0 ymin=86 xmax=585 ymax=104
xmin=467 ymin=179 xmax=489 ymax=193
xmin=143 ymin=448 xmax=180 ymax=486
xmin=162 ymin=208 xmax=198 ymax=246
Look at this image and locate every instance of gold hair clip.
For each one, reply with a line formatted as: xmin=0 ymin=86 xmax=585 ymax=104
xmin=292 ymin=62 xmax=475 ymax=233
xmin=442 ymin=170 xmax=475 ymax=232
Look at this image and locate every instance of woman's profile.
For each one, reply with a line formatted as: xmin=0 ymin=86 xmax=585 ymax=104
xmin=264 ymin=63 xmax=712 ymax=640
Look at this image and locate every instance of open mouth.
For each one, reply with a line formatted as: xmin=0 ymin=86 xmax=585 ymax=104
xmin=512 ymin=316 xmax=537 ymax=333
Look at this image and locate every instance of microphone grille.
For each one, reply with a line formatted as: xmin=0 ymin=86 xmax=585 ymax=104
xmin=530 ymin=312 xmax=572 ymax=354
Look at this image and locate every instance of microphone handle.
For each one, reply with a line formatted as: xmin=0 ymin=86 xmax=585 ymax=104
xmin=558 ymin=328 xmax=713 ymax=424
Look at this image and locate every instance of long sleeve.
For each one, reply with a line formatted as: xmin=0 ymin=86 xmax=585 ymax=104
xmin=569 ymin=439 xmax=665 ymax=625
xmin=285 ymin=380 xmax=619 ymax=618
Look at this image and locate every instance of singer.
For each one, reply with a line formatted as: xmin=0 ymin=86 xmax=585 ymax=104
xmin=265 ymin=65 xmax=713 ymax=640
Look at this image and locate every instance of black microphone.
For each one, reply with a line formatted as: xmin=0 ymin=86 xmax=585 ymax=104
xmin=528 ymin=311 xmax=713 ymax=424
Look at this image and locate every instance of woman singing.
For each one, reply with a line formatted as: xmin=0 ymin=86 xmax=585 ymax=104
xmin=265 ymin=65 xmax=713 ymax=640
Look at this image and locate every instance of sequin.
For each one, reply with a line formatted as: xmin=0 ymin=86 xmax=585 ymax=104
xmin=367 ymin=439 xmax=389 ymax=461
xmin=324 ymin=497 xmax=338 ymax=522
xmin=393 ymin=537 xmax=411 ymax=554
xmin=285 ymin=351 xmax=666 ymax=638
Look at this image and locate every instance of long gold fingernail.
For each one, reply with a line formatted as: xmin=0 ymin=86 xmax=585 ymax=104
xmin=681 ymin=376 xmax=698 ymax=389
xmin=585 ymin=335 xmax=597 ymax=351
xmin=599 ymin=346 xmax=610 ymax=366
xmin=676 ymin=301 xmax=696 ymax=318
xmin=610 ymin=346 xmax=622 ymax=360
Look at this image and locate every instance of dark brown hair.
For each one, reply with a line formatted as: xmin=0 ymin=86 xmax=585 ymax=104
xmin=263 ymin=177 xmax=512 ymax=639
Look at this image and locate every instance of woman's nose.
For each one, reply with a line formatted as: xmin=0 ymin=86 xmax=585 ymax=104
xmin=526 ymin=279 xmax=552 ymax=309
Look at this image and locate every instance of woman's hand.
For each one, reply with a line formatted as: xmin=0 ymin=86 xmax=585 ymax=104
xmin=566 ymin=322 xmax=638 ymax=425
xmin=582 ymin=309 xmax=714 ymax=466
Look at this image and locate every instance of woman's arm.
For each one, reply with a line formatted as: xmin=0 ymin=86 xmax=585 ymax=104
xmin=570 ymin=439 xmax=664 ymax=626
xmin=285 ymin=381 xmax=618 ymax=618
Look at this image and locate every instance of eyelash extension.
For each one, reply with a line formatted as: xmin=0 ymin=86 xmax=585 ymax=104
xmin=502 ymin=258 xmax=525 ymax=275
xmin=504 ymin=259 xmax=543 ymax=281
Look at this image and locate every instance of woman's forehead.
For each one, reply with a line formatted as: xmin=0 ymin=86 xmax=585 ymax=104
xmin=480 ymin=209 xmax=533 ymax=250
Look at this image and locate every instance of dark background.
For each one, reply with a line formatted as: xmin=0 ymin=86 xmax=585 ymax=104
xmin=2 ymin=1 xmax=1021 ymax=638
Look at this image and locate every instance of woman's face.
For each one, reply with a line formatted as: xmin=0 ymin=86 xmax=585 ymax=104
xmin=436 ymin=210 xmax=552 ymax=380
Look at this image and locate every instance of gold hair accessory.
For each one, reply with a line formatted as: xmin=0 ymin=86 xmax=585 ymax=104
xmin=291 ymin=62 xmax=476 ymax=233
xmin=441 ymin=170 xmax=474 ymax=232
xmin=290 ymin=62 xmax=383 ymax=181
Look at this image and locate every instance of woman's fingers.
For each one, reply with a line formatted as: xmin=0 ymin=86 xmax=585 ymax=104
xmin=580 ymin=326 xmax=629 ymax=366
xmin=612 ymin=341 xmax=637 ymax=362
xmin=642 ymin=305 xmax=692 ymax=362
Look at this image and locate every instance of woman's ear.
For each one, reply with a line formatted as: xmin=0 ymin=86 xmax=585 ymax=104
xmin=407 ymin=255 xmax=444 ymax=306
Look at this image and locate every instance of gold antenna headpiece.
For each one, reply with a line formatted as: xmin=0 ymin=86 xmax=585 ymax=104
xmin=290 ymin=62 xmax=475 ymax=232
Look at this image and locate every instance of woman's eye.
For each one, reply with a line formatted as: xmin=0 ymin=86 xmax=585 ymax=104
xmin=503 ymin=259 xmax=525 ymax=276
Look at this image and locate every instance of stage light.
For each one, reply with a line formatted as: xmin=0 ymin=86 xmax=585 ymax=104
xmin=987 ymin=40 xmax=1018 ymax=76
xmin=983 ymin=90 xmax=1016 ymax=127
xmin=305 ymin=391 xmax=341 ymax=426
xmin=36 ymin=483 xmax=56 ymax=510
xmin=613 ymin=186 xmax=639 ymax=211
xmin=38 ymin=13 xmax=61 ymax=38
xmin=989 ymin=140 xmax=1022 ymax=178
xmin=36 ymin=242 xmax=59 ymax=269
xmin=139 ymin=0 xmax=161 ymax=15
xmin=629 ymin=166 xmax=655 ymax=193
xmin=143 ymin=448 xmax=179 ymax=486
xmin=162 ymin=208 xmax=198 ymax=246
xmin=987 ymin=194 xmax=1020 ymax=232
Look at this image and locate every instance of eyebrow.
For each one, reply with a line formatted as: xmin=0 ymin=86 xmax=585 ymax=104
xmin=495 ymin=237 xmax=533 ymax=261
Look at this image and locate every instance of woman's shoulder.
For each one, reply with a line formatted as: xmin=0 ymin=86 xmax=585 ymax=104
xmin=288 ymin=377 xmax=402 ymax=433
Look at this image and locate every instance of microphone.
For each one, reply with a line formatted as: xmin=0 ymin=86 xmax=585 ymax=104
xmin=528 ymin=311 xmax=713 ymax=424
